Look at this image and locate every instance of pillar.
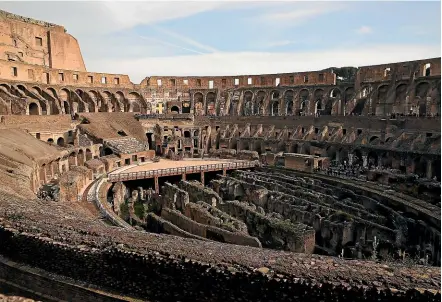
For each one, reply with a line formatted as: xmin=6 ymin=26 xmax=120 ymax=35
xmin=222 ymin=168 xmax=227 ymax=176
xmin=426 ymin=160 xmax=433 ymax=179
xmin=154 ymin=176 xmax=159 ymax=194
xmin=362 ymin=155 xmax=368 ymax=168
xmin=182 ymin=173 xmax=186 ymax=181
xmin=201 ymin=171 xmax=205 ymax=185
xmin=348 ymin=153 xmax=354 ymax=166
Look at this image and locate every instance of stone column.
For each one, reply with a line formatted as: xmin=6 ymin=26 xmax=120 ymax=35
xmin=426 ymin=160 xmax=433 ymax=179
xmin=154 ymin=176 xmax=159 ymax=194
xmin=348 ymin=153 xmax=354 ymax=166
xmin=222 ymin=168 xmax=227 ymax=176
xmin=362 ymin=155 xmax=368 ymax=168
xmin=201 ymin=171 xmax=205 ymax=185
xmin=182 ymin=173 xmax=186 ymax=181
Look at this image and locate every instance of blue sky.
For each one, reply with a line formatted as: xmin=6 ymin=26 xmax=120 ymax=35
xmin=2 ymin=1 xmax=441 ymax=83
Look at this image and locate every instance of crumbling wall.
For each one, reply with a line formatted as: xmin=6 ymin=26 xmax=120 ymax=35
xmin=218 ymin=200 xmax=315 ymax=253
xmin=161 ymin=207 xmax=261 ymax=248
xmin=178 ymin=180 xmax=222 ymax=206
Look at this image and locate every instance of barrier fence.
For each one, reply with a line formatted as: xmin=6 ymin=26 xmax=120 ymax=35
xmin=108 ymin=161 xmax=257 ymax=182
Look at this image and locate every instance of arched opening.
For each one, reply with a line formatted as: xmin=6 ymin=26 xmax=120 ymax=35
xmin=117 ymin=130 xmax=127 ymax=137
xmin=299 ymin=89 xmax=309 ymax=115
xmin=29 ymin=103 xmax=39 ymax=115
xmin=63 ymin=101 xmax=70 ymax=115
xmin=243 ymin=91 xmax=253 ymax=116
xmin=104 ymin=148 xmax=113 ymax=156
xmin=255 ymin=91 xmax=266 ymax=115
xmin=352 ymin=149 xmax=363 ymax=166
xmin=193 ymin=130 xmax=199 ymax=137
xmin=206 ymin=92 xmax=216 ymax=116
xmin=184 ymin=131 xmax=191 ymax=138
xmin=68 ymin=152 xmax=76 ymax=166
xmin=369 ymin=136 xmax=380 ymax=145
xmin=170 ymin=106 xmax=180 ymax=114
xmin=194 ymin=93 xmax=204 ymax=116
xmin=271 ymin=91 xmax=279 ymax=99
xmin=271 ymin=101 xmax=279 ymax=116
xmin=367 ymin=151 xmax=378 ymax=167
xmin=86 ymin=149 xmax=93 ymax=161
xmin=77 ymin=149 xmax=85 ymax=166
xmin=284 ymin=90 xmax=294 ymax=115
xmin=47 ymin=138 xmax=54 ymax=144
xmin=423 ymin=63 xmax=431 ymax=76
xmin=57 ymin=137 xmax=65 ymax=146
xmin=413 ymin=157 xmax=427 ymax=177
xmin=418 ymin=100 xmax=427 ymax=116
xmin=146 ymin=133 xmax=153 ymax=149
xmin=315 ymin=100 xmax=322 ymax=115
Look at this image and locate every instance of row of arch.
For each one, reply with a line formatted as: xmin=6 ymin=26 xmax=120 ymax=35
xmin=38 ymin=146 xmax=96 ymax=185
xmin=360 ymin=80 xmax=441 ymax=116
xmin=0 ymin=83 xmax=149 ymax=116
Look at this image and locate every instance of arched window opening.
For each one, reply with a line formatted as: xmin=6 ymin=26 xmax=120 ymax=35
xmin=170 ymin=105 xmax=180 ymax=114
xmin=29 ymin=103 xmax=39 ymax=115
xmin=57 ymin=137 xmax=65 ymax=146
xmin=423 ymin=63 xmax=431 ymax=76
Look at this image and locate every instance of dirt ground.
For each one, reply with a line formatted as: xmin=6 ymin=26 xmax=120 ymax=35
xmin=122 ymin=159 xmax=235 ymax=173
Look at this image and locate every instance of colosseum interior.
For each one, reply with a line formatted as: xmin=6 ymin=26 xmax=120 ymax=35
xmin=0 ymin=8 xmax=440 ymax=302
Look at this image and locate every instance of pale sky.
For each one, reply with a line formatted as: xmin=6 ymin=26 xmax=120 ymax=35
xmin=1 ymin=1 xmax=441 ymax=84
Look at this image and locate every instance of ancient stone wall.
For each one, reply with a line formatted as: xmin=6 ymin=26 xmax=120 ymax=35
xmin=218 ymin=200 xmax=315 ymax=253
xmin=0 ymin=10 xmax=85 ymax=71
xmin=161 ymin=207 xmax=261 ymax=248
xmin=178 ymin=180 xmax=222 ymax=206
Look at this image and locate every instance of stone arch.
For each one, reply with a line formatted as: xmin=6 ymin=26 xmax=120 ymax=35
xmin=68 ymin=152 xmax=77 ymax=166
xmin=415 ymin=82 xmax=431 ymax=98
xmin=127 ymin=92 xmax=142 ymax=113
xmin=47 ymin=138 xmax=54 ymax=144
xmin=352 ymin=149 xmax=363 ymax=165
xmin=76 ymin=89 xmax=96 ymax=113
xmin=184 ymin=130 xmax=191 ymax=138
xmin=34 ymin=86 xmax=60 ymax=115
xmin=299 ymin=89 xmax=309 ymax=115
xmin=193 ymin=129 xmax=199 ymax=137
xmin=170 ymin=105 xmax=180 ymax=114
xmin=57 ymin=137 xmax=65 ymax=146
xmin=60 ymin=88 xmax=76 ymax=114
xmin=395 ymin=84 xmax=407 ymax=104
xmin=88 ymin=90 xmax=105 ymax=112
xmin=369 ymin=135 xmax=380 ymax=145
xmin=28 ymin=102 xmax=40 ymax=115
xmin=271 ymin=90 xmax=280 ymax=99
xmin=77 ymin=149 xmax=85 ymax=166
xmin=255 ymin=91 xmax=266 ymax=115
xmin=115 ymin=91 xmax=125 ymax=112
xmin=284 ymin=90 xmax=294 ymax=115
xmin=86 ymin=148 xmax=92 ymax=161
xmin=18 ymin=84 xmax=48 ymax=115
xmin=206 ymin=92 xmax=216 ymax=116
xmin=101 ymin=91 xmax=116 ymax=112
xmin=243 ymin=91 xmax=254 ymax=116
xmin=367 ymin=151 xmax=379 ymax=167
xmin=194 ymin=92 xmax=204 ymax=116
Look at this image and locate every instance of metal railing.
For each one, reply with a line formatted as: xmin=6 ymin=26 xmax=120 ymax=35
xmin=108 ymin=161 xmax=258 ymax=182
